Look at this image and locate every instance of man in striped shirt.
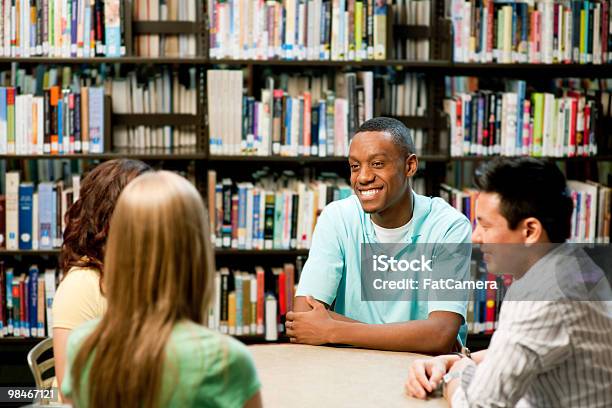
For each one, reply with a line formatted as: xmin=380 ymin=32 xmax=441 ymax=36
xmin=405 ymin=157 xmax=612 ymax=407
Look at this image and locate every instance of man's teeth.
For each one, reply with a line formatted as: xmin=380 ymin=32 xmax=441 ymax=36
xmin=361 ymin=189 xmax=380 ymax=196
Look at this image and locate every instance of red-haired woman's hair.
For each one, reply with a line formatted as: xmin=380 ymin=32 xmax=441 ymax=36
xmin=60 ymin=159 xmax=151 ymax=275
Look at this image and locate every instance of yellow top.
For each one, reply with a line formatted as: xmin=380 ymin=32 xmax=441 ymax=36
xmin=52 ymin=267 xmax=107 ymax=330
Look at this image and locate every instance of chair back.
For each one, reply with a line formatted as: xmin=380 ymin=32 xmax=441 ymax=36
xmin=27 ymin=338 xmax=55 ymax=400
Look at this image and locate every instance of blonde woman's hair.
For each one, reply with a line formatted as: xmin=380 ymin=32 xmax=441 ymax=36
xmin=70 ymin=171 xmax=215 ymax=408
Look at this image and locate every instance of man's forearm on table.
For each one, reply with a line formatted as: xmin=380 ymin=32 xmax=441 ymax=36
xmin=328 ymin=320 xmax=457 ymax=354
xmin=293 ymin=296 xmax=361 ymax=323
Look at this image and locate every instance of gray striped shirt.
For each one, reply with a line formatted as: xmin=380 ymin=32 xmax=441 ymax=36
xmin=452 ymin=245 xmax=612 ymax=407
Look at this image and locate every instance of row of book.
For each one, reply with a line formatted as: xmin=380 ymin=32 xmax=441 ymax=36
xmin=111 ymin=67 xmax=198 ymax=149
xmin=392 ymin=0 xmax=431 ymax=61
xmin=208 ymin=0 xmax=389 ymax=61
xmin=567 ymin=180 xmax=612 ymax=243
xmin=206 ymin=170 xmax=352 ymax=250
xmin=1 ymin=171 xmax=79 ymax=250
xmin=0 ymin=260 xmax=300 ymax=341
xmin=466 ymin=260 xmax=511 ymax=335
xmin=450 ymin=0 xmax=612 ymax=64
xmin=133 ymin=0 xmax=197 ymax=57
xmin=207 ymin=69 xmax=375 ymax=157
xmin=206 ymin=261 xmax=304 ymax=340
xmin=0 ymin=264 xmax=58 ymax=338
xmin=0 ymin=85 xmax=105 ymax=155
xmin=387 ymin=72 xmax=428 ymax=117
xmin=440 ymin=179 xmax=612 ymax=243
xmin=444 ymin=82 xmax=599 ymax=157
xmin=0 ymin=0 xmax=126 ymax=58
xmin=1 ymin=65 xmax=108 ymax=155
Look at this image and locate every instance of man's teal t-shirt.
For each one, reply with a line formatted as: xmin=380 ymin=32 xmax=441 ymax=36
xmin=62 ymin=319 xmax=260 ymax=408
xmin=296 ymin=192 xmax=472 ymax=344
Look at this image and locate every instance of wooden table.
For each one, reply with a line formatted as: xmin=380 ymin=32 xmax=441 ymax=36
xmin=249 ymin=344 xmax=449 ymax=408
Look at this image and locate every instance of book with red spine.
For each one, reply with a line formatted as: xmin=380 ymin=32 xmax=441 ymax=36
xmin=485 ymin=272 xmax=496 ymax=334
xmin=303 ymin=91 xmax=311 ymax=156
xmin=284 ymin=263 xmax=295 ymax=313
xmin=231 ymin=194 xmax=239 ymax=249
xmin=256 ymin=266 xmax=265 ymax=335
xmin=568 ymin=96 xmax=578 ymax=157
xmin=583 ymin=102 xmax=591 ymax=157
xmin=278 ymin=269 xmax=286 ymax=333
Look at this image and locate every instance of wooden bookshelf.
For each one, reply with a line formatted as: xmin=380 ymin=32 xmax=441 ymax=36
xmin=0 ymin=249 xmax=61 ymax=256
xmin=132 ymin=21 xmax=201 ymax=35
xmin=393 ymin=25 xmax=431 ymax=39
xmin=0 ymin=249 xmax=309 ymax=257
xmin=0 ymin=337 xmax=45 ymax=345
xmin=0 ymin=56 xmax=209 ymax=65
xmin=1 ymin=0 xmax=611 ymax=356
xmin=0 ymin=149 xmax=208 ymax=161
xmin=451 ymin=155 xmax=612 ymax=162
xmin=113 ymin=114 xmax=201 ymax=127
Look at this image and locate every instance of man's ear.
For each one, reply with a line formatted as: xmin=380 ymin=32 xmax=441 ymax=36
xmin=405 ymin=154 xmax=418 ymax=178
xmin=522 ymin=217 xmax=546 ymax=244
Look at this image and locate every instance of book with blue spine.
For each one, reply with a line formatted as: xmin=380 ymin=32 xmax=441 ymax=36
xmin=71 ymin=0 xmax=78 ymax=56
xmin=6 ymin=268 xmax=13 ymax=335
xmin=515 ymin=80 xmax=526 ymax=153
xmin=83 ymin=0 xmax=92 ymax=57
xmin=273 ymin=191 xmax=284 ymax=248
xmin=104 ymin=0 xmax=122 ymax=57
xmin=22 ymin=277 xmax=30 ymax=337
xmin=18 ymin=183 xmax=34 ymax=250
xmin=311 ymin=100 xmax=319 ymax=155
xmin=325 ymin=91 xmax=335 ymax=156
xmin=38 ymin=182 xmax=55 ymax=249
xmin=57 ymin=98 xmax=64 ymax=153
xmin=235 ymin=273 xmax=243 ymax=335
xmin=88 ymin=87 xmax=105 ymax=153
xmin=12 ymin=280 xmax=21 ymax=336
xmin=284 ymin=97 xmax=293 ymax=154
xmin=28 ymin=266 xmax=38 ymax=337
xmin=237 ymin=183 xmax=247 ymax=249
xmin=318 ymin=101 xmax=327 ymax=156
xmin=252 ymin=189 xmax=261 ymax=249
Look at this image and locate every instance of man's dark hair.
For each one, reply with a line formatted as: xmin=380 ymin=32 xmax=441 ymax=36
xmin=474 ymin=157 xmax=573 ymax=243
xmin=356 ymin=117 xmax=415 ymax=157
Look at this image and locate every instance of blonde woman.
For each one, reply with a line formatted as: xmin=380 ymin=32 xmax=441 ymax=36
xmin=61 ymin=171 xmax=262 ymax=408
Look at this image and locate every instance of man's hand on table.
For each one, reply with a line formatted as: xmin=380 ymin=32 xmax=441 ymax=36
xmin=285 ymin=296 xmax=336 ymax=345
xmin=405 ymin=354 xmax=462 ymax=399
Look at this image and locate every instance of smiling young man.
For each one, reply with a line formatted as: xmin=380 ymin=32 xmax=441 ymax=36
xmin=405 ymin=157 xmax=612 ymax=407
xmin=285 ymin=117 xmax=472 ymax=353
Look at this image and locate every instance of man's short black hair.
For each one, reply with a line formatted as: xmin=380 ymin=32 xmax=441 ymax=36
xmin=356 ymin=117 xmax=416 ymax=157
xmin=474 ymin=157 xmax=573 ymax=243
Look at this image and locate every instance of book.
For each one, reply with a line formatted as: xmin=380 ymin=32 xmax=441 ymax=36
xmin=0 ymin=265 xmax=58 ymax=338
xmin=209 ymin=0 xmax=387 ymax=61
xmin=6 ymin=172 xmax=20 ymax=250
xmin=0 ymin=0 xmax=125 ymax=57
xmin=210 ymin=171 xmax=352 ymax=250
xmin=208 ymin=69 xmax=378 ymax=156
xmin=18 ymin=182 xmax=34 ymax=250
xmin=444 ymin=79 xmax=598 ymax=158
xmin=132 ymin=0 xmax=196 ymax=57
xmin=451 ymin=0 xmax=611 ymax=64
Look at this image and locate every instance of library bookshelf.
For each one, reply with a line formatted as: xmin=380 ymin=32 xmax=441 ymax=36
xmin=1 ymin=0 xmax=611 ymax=387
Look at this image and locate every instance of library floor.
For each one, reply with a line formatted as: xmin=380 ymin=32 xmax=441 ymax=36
xmin=249 ymin=344 xmax=447 ymax=408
